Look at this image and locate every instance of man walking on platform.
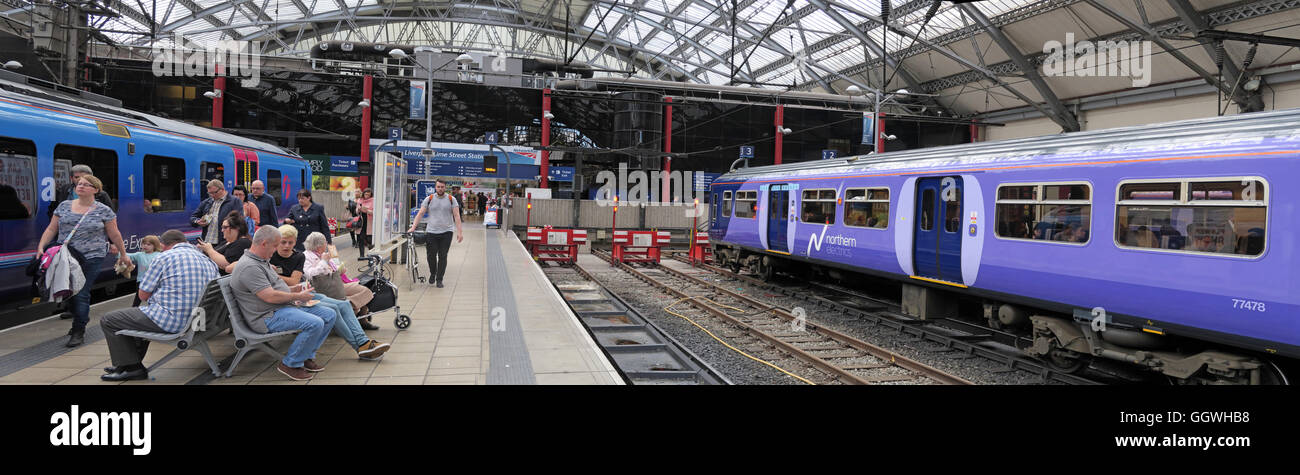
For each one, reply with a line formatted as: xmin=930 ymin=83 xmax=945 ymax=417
xmin=408 ymin=179 xmax=462 ymax=288
xmin=248 ymin=180 xmax=279 ymax=227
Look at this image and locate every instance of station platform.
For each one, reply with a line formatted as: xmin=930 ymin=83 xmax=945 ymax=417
xmin=0 ymin=220 xmax=621 ymax=385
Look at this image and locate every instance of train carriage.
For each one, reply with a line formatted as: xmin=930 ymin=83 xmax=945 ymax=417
xmin=0 ymin=70 xmax=311 ymax=327
xmin=709 ymin=108 xmax=1300 ymax=384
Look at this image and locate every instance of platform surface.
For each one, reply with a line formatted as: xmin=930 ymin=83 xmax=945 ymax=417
xmin=0 ymin=218 xmax=621 ymax=385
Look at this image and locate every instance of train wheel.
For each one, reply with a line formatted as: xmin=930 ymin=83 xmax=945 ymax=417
xmin=1045 ymin=342 xmax=1088 ymax=374
xmin=757 ymin=257 xmax=775 ymax=282
xmin=1260 ymin=359 xmax=1290 ymax=385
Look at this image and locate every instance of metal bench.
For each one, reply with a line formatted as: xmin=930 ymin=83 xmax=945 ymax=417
xmin=113 ymin=279 xmax=231 ymax=377
xmin=217 ymin=276 xmax=304 ymax=378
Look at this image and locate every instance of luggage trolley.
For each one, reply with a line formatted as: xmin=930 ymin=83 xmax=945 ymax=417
xmin=355 ymin=253 xmax=412 ymax=330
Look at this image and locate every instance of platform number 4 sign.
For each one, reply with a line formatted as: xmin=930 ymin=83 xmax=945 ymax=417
xmin=485 ymin=132 xmax=499 ymax=145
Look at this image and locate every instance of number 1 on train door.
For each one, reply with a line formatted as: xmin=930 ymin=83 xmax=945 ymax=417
xmin=913 ymin=177 xmax=963 ymax=282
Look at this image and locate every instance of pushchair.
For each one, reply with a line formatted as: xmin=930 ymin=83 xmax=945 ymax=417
xmin=355 ymin=254 xmax=412 ymax=330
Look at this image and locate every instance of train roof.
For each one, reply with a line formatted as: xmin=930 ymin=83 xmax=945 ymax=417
xmin=0 ymin=70 xmax=299 ymax=159
xmin=720 ymin=107 xmax=1300 ymax=181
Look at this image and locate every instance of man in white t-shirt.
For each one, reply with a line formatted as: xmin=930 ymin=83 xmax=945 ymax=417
xmin=408 ymin=179 xmax=463 ymax=288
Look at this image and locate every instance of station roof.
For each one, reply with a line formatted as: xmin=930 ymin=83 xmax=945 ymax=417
xmin=6 ymin=0 xmax=1297 ymax=131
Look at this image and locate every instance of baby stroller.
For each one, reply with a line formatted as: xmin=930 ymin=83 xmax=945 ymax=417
xmin=355 ymin=254 xmax=412 ymax=330
xmin=484 ymin=205 xmax=500 ymax=229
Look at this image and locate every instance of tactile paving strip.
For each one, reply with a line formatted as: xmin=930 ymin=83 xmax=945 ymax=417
xmin=484 ymin=230 xmax=537 ymax=385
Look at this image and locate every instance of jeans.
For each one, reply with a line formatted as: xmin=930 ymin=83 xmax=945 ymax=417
xmin=265 ymin=304 xmax=336 ymax=368
xmin=425 ymin=231 xmax=453 ymax=282
xmin=311 ymin=292 xmax=368 ymax=349
xmin=70 ymin=257 xmax=104 ymax=334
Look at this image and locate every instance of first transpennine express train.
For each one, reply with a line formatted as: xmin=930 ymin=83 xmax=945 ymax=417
xmin=0 ymin=70 xmax=310 ymax=326
xmin=708 ymin=108 xmax=1300 ymax=385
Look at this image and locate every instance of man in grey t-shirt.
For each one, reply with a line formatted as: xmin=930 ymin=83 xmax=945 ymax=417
xmin=409 ymin=179 xmax=463 ymax=288
xmin=229 ymin=225 xmax=338 ymax=381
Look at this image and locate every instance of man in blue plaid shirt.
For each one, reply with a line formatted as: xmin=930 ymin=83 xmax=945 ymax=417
xmin=101 ymin=229 xmax=220 ymax=382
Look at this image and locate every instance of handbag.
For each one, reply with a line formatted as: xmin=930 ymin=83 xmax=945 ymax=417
xmin=30 ymin=209 xmax=92 ymax=275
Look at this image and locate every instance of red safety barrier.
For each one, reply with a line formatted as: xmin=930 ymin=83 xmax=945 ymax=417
xmin=612 ymin=230 xmax=671 ymax=264
xmin=526 ymin=226 xmax=586 ymax=265
xmin=688 ymin=231 xmax=712 ymax=265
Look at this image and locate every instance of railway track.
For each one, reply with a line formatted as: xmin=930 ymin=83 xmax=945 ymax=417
xmin=586 ymin=250 xmax=972 ymax=385
xmin=663 ymin=252 xmax=1108 ymax=385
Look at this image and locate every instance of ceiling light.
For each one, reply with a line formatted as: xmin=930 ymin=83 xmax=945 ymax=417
xmin=456 ymin=53 xmax=474 ymax=65
xmin=779 ymin=127 xmax=792 ymax=135
xmin=844 ymin=85 xmax=864 ymax=96
xmin=388 ymin=49 xmax=408 ymax=60
xmin=358 ymin=99 xmax=371 ymax=108
xmin=543 ymin=111 xmax=555 ymax=120
xmin=203 ymin=90 xmax=222 ymax=99
xmin=2 ymin=60 xmax=21 ymax=70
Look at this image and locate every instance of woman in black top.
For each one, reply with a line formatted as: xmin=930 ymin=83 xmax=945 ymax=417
xmin=196 ymin=212 xmax=252 ymax=275
xmin=283 ymin=189 xmax=330 ymax=251
xmin=270 ymin=225 xmax=306 ymax=286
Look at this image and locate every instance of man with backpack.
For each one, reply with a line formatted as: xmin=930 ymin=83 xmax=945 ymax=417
xmin=408 ymin=179 xmax=462 ymax=288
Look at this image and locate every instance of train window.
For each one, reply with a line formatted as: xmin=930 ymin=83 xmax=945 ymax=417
xmin=844 ymin=188 xmax=888 ymax=229
xmin=734 ymin=191 xmax=756 ymax=219
xmin=723 ymin=191 xmax=733 ymax=216
xmin=0 ymin=136 xmax=37 ymax=220
xmin=143 ymin=155 xmax=186 ymax=213
xmin=54 ymin=144 xmax=118 ymax=210
xmin=800 ymin=189 xmax=836 ymax=225
xmin=995 ymin=182 xmax=1091 ymax=244
xmin=944 ymin=188 xmax=961 ymax=233
xmin=202 ymin=161 xmax=225 ymax=182
xmin=1120 ymin=182 xmax=1180 ymax=201
xmin=1116 ymin=178 xmax=1266 ymax=257
xmin=267 ymin=169 xmax=283 ymax=206
xmin=919 ymin=189 xmax=934 ymax=231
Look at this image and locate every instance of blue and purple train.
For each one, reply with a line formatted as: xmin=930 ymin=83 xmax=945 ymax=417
xmin=0 ymin=70 xmax=310 ymax=327
xmin=708 ymin=108 xmax=1299 ymax=384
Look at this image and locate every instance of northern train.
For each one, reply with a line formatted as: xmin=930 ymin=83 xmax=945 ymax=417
xmin=0 ymin=69 xmax=311 ymax=327
xmin=708 ymin=108 xmax=1299 ymax=385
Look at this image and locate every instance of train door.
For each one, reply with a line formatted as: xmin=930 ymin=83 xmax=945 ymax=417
xmin=767 ymin=183 xmax=791 ymax=253
xmin=913 ymin=177 xmax=963 ymax=282
xmin=234 ymin=149 xmax=258 ymax=189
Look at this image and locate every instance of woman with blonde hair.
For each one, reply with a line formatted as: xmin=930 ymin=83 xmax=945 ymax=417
xmin=36 ymin=174 xmax=130 ymax=347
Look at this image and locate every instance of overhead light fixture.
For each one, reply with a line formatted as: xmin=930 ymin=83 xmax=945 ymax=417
xmin=388 ymin=49 xmax=408 ymax=60
xmin=884 ymin=134 xmax=898 ymax=141
xmin=203 ymin=90 xmax=222 ymax=99
xmin=543 ymin=111 xmax=555 ymax=120
xmin=895 ymin=88 xmax=910 ymax=95
xmin=456 ymin=53 xmax=474 ymax=65
xmin=358 ymin=99 xmax=371 ymax=108
xmin=2 ymin=60 xmax=21 ymax=70
xmin=1244 ymin=76 xmax=1262 ymax=92
xmin=844 ymin=85 xmax=864 ymax=96
xmin=779 ymin=127 xmax=792 ymax=135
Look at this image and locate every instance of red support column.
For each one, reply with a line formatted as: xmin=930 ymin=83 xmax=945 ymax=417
xmin=875 ymin=113 xmax=886 ymax=153
xmin=774 ymin=105 xmax=784 ymax=165
xmin=662 ymin=97 xmax=673 ymax=203
xmin=360 ymin=74 xmax=373 ymax=191
xmin=540 ymin=88 xmax=551 ymax=188
xmin=212 ymin=76 xmax=225 ymax=129
xmin=969 ymin=121 xmax=978 ymax=143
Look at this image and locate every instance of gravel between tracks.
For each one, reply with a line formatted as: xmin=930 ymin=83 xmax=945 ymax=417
xmin=550 ymin=267 xmax=812 ymax=385
xmin=675 ymin=267 xmax=1055 ymax=385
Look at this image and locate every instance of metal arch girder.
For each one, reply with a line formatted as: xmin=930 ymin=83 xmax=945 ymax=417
xmin=682 ymin=0 xmax=835 ymax=91
xmin=255 ymin=16 xmax=722 ymax=82
xmin=584 ymin=0 xmax=755 ymax=81
xmin=160 ymin=0 xmax=241 ymax=33
xmin=1165 ymin=0 xmax=1250 ymax=106
xmin=753 ymin=0 xmax=933 ymax=78
xmin=805 ymin=0 xmax=950 ymax=112
xmin=959 ymin=4 xmax=1079 ymax=131
xmin=222 ymin=2 xmax=741 ymax=82
xmin=1083 ymin=0 xmax=1240 ymax=101
xmin=101 ymin=0 xmax=158 ymax=30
